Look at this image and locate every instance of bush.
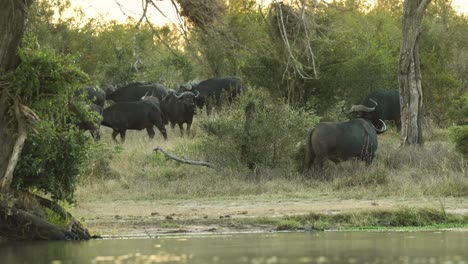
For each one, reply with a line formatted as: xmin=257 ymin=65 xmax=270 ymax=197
xmin=13 ymin=122 xmax=93 ymax=203
xmin=197 ymin=88 xmax=319 ymax=171
xmin=449 ymin=125 xmax=468 ymax=156
xmin=7 ymin=46 xmax=94 ymax=203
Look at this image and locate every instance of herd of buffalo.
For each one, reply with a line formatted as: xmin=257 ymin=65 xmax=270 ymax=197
xmin=74 ymin=77 xmax=401 ymax=172
xmin=75 ymin=76 xmax=244 ymax=142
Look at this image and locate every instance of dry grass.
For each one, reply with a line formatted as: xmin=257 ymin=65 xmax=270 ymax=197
xmin=76 ymin=124 xmax=468 ymax=203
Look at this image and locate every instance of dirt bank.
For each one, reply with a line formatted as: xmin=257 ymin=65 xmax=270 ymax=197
xmin=72 ymin=197 xmax=468 ymax=237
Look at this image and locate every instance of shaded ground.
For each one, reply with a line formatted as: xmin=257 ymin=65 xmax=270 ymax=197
xmin=72 ymin=197 xmax=468 ymax=237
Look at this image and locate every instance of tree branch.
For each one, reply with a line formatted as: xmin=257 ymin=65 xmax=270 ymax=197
xmin=0 ymin=99 xmax=28 ymax=191
xmin=417 ymin=0 xmax=432 ymax=17
xmin=153 ymin=146 xmax=215 ymax=168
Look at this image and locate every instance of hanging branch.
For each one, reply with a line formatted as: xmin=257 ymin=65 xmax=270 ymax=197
xmin=143 ymin=15 xmax=183 ymax=58
xmin=153 ymin=146 xmax=215 ymax=168
xmin=131 ymin=0 xmax=149 ymax=72
xmin=0 ymin=98 xmax=34 ymax=191
xmin=273 ymin=0 xmax=319 ymax=80
xmin=169 ymin=0 xmax=195 ymax=47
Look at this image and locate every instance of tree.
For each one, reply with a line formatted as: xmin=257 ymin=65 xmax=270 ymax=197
xmin=398 ymin=0 xmax=431 ymax=145
xmin=0 ymin=0 xmax=92 ymax=241
xmin=0 ymin=0 xmax=34 ymax=191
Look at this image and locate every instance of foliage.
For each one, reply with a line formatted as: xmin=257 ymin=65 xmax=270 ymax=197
xmin=449 ymin=125 xmax=468 ymax=156
xmin=9 ymin=45 xmax=88 ymax=106
xmin=5 ymin=45 xmax=94 ymax=203
xmin=177 ymin=0 xmax=226 ymax=28
xmin=13 ymin=122 xmax=93 ymax=203
xmin=198 ymin=88 xmax=319 ymax=170
xmin=25 ymin=0 xmax=468 ymax=124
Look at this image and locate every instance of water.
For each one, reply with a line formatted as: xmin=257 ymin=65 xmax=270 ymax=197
xmin=1 ymin=231 xmax=467 ymax=263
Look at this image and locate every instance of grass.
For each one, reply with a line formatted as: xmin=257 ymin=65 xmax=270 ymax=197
xmin=77 ymin=125 xmax=467 ymax=202
xmin=237 ymin=207 xmax=468 ymax=231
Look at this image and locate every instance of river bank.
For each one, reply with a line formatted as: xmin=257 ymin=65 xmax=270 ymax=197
xmin=72 ymin=197 xmax=468 ymax=237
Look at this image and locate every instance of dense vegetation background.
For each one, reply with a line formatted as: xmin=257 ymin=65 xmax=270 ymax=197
xmin=28 ymin=0 xmax=468 ymax=122
xmin=9 ymin=0 xmax=468 ymax=204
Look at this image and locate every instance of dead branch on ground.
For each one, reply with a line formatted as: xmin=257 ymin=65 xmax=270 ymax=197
xmin=154 ymin=146 xmax=215 ymax=168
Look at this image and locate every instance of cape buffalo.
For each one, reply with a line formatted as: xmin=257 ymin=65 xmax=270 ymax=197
xmin=179 ymin=76 xmax=245 ymax=116
xmin=106 ymin=82 xmax=169 ymax=103
xmin=76 ymin=103 xmax=103 ymax=140
xmin=350 ymin=90 xmax=400 ymax=132
xmin=303 ymin=118 xmax=387 ymax=172
xmin=160 ymin=91 xmax=199 ymax=136
xmin=101 ymin=100 xmax=167 ymax=143
xmin=75 ymin=86 xmax=106 ymax=108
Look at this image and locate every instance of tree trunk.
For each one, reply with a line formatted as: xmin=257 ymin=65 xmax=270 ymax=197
xmin=398 ymin=0 xmax=431 ymax=145
xmin=0 ymin=0 xmax=34 ymax=191
xmin=0 ymin=1 xmax=95 ymax=241
xmin=240 ymin=102 xmax=256 ymax=170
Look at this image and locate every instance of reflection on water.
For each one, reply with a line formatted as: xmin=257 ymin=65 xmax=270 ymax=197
xmin=0 ymin=231 xmax=467 ymax=263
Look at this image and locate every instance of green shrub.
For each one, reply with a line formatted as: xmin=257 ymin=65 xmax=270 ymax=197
xmin=13 ymin=122 xmax=93 ymax=203
xmin=276 ymin=219 xmax=302 ymax=230
xmin=7 ymin=47 xmax=94 ymax=203
xmin=197 ymin=88 xmax=319 ymax=170
xmin=449 ymin=125 xmax=468 ymax=156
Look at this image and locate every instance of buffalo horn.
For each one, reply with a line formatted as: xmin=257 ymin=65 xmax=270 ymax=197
xmin=174 ymin=92 xmax=184 ymax=99
xmin=349 ymin=104 xmax=376 ymax=113
xmin=349 ymin=97 xmax=379 ymax=113
xmin=194 ymin=90 xmax=200 ymax=98
xmin=141 ymin=91 xmax=149 ymax=100
xmin=182 ymin=83 xmax=192 ymax=90
xmin=369 ymin=98 xmax=378 ymax=107
xmin=373 ymin=119 xmax=387 ymax=134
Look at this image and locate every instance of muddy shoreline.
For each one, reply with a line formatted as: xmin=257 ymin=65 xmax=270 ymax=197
xmin=73 ymin=197 xmax=468 ymax=237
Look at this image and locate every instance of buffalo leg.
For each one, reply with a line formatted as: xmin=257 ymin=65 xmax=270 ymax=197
xmin=94 ymin=129 xmax=101 ymax=141
xmin=119 ymin=130 xmax=126 ymax=143
xmin=206 ymin=101 xmax=212 ymax=116
xmin=90 ymin=128 xmax=101 ymax=141
xmin=186 ymin=122 xmax=192 ymax=137
xmin=156 ymin=124 xmax=167 ymax=140
xmin=178 ymin=123 xmax=184 ymax=136
xmin=111 ymin=130 xmax=119 ymax=143
xmin=146 ymin=127 xmax=156 ymax=139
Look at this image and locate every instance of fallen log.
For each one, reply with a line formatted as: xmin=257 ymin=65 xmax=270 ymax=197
xmin=0 ymin=191 xmax=96 ymax=241
xmin=153 ymin=146 xmax=215 ymax=168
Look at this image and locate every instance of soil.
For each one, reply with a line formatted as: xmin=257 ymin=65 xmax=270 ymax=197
xmin=72 ymin=197 xmax=468 ymax=238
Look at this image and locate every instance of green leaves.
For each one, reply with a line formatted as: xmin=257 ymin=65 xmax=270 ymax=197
xmin=13 ymin=121 xmax=93 ymax=203
xmin=12 ymin=47 xmax=87 ymax=103
xmin=198 ymin=88 xmax=319 ymax=170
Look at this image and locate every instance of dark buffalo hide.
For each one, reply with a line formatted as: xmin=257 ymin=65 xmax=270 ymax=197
xmin=101 ymin=100 xmax=167 ymax=143
xmin=303 ymin=118 xmax=387 ymax=172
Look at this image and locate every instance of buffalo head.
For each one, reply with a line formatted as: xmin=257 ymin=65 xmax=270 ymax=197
xmin=173 ymin=91 xmax=198 ymax=113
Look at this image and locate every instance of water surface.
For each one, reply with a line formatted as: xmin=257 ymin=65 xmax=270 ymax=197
xmin=1 ymin=231 xmax=467 ymax=263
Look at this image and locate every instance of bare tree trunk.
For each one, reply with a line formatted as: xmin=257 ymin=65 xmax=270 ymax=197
xmin=0 ymin=0 xmax=34 ymax=191
xmin=240 ymin=102 xmax=256 ymax=170
xmin=398 ymin=0 xmax=431 ymax=145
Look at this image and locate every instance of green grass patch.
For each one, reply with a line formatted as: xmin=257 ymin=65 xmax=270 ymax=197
xmin=236 ymin=207 xmax=468 ymax=231
xmin=43 ymin=208 xmax=71 ymax=228
xmin=290 ymin=207 xmax=468 ymax=230
xmin=276 ymin=219 xmax=301 ymax=231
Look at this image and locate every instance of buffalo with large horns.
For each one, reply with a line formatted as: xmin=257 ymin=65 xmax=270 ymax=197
xmin=141 ymin=90 xmax=200 ymax=136
xmin=349 ymin=89 xmax=400 ymax=132
xmin=303 ymin=117 xmax=387 ymax=172
xmin=178 ymin=76 xmax=245 ymax=116
xmin=106 ymin=82 xmax=169 ymax=103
